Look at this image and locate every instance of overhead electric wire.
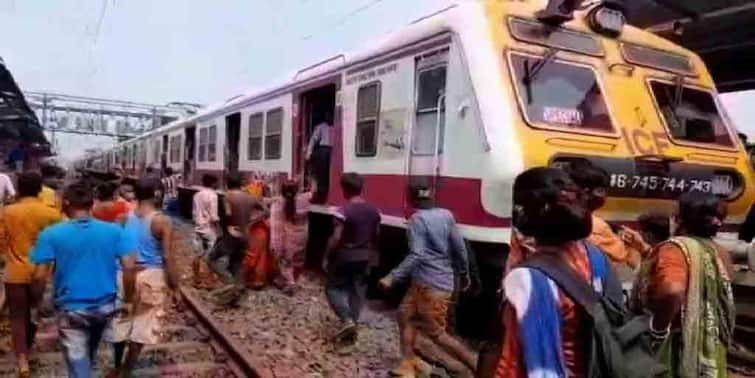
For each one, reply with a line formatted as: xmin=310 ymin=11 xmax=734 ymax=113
xmin=301 ymin=0 xmax=387 ymax=40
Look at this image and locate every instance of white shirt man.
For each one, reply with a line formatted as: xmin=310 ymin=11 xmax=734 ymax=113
xmin=0 ymin=172 xmax=16 ymax=206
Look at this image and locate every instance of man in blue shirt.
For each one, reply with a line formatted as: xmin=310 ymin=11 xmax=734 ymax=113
xmin=379 ymin=185 xmax=476 ymax=377
xmin=30 ymin=182 xmax=137 ymax=378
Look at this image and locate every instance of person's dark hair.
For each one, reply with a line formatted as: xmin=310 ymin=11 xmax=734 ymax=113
xmin=165 ymin=167 xmax=174 ymax=176
xmin=96 ymin=181 xmax=119 ymax=201
xmin=281 ymin=180 xmax=299 ymax=221
xmin=202 ymin=174 xmax=218 ymax=188
xmin=409 ymin=183 xmax=434 ymax=209
xmin=565 ymin=159 xmax=609 ymax=191
xmin=513 ymin=167 xmax=592 ymax=245
xmin=638 ymin=212 xmax=671 ymax=246
xmin=739 ymin=132 xmax=748 ymax=146
xmin=340 ymin=172 xmax=363 ymax=198
xmin=17 ymin=171 xmax=43 ymax=198
xmin=226 ymin=172 xmax=243 ymax=190
xmin=321 ymin=110 xmax=333 ymax=125
xmin=146 ymin=167 xmax=154 ymax=174
xmin=134 ymin=178 xmax=158 ymax=202
xmin=40 ymin=164 xmax=58 ymax=179
xmin=677 ymin=191 xmax=725 ymax=238
xmin=63 ymin=182 xmax=94 ymax=210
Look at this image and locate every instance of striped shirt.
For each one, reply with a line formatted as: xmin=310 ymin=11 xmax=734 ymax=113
xmin=161 ymin=174 xmax=181 ymax=199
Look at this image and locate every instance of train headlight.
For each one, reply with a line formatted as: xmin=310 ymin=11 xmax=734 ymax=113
xmin=587 ymin=2 xmax=625 ymax=38
xmin=713 ymin=171 xmax=744 ymax=201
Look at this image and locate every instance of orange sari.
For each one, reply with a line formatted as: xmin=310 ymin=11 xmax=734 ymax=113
xmin=242 ymin=220 xmax=276 ymax=289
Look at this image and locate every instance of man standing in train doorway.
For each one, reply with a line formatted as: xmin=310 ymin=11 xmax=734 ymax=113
xmin=306 ymin=110 xmax=333 ymax=203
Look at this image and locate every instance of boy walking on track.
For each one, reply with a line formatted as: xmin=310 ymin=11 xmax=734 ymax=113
xmin=30 ymin=182 xmax=137 ymax=378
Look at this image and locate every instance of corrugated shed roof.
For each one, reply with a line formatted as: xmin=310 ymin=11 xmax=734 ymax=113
xmin=0 ymin=58 xmax=49 ymax=145
xmin=625 ymin=1 xmax=755 ymax=92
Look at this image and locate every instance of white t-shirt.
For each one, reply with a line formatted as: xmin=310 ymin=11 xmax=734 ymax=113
xmin=0 ymin=173 xmax=16 ymax=204
xmin=0 ymin=173 xmax=16 ymax=206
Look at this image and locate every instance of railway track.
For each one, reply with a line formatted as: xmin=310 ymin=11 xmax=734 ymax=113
xmin=0 ymin=287 xmax=258 ymax=377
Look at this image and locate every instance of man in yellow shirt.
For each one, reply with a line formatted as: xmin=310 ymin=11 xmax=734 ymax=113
xmin=0 ymin=171 xmax=63 ymax=376
xmin=38 ymin=165 xmax=61 ymax=209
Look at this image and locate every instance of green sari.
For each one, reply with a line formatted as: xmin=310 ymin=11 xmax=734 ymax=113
xmin=633 ymin=237 xmax=735 ymax=378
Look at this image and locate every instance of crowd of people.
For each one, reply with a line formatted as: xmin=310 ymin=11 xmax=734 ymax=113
xmin=0 ymin=165 xmax=176 ymax=378
xmin=0 ymin=156 xmax=751 ymax=378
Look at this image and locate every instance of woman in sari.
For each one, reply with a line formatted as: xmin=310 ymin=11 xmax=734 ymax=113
xmin=631 ymin=191 xmax=735 ymax=378
xmin=270 ymin=179 xmax=311 ymax=295
xmin=240 ymin=180 xmax=274 ymax=290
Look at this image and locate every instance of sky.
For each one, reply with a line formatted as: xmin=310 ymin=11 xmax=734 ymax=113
xmin=1 ymin=0 xmax=753 ymax=161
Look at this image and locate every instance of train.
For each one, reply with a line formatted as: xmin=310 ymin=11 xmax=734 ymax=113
xmin=77 ymin=0 xmax=755 ymax=246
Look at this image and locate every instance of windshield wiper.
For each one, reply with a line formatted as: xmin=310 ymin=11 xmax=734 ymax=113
xmin=673 ymin=74 xmax=684 ymax=109
xmin=523 ymin=48 xmax=558 ymax=104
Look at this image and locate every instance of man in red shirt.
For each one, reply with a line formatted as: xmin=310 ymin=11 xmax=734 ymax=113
xmin=92 ymin=181 xmax=130 ymax=225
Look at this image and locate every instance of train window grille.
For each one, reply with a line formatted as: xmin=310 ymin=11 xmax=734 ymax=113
xmin=510 ymin=52 xmax=614 ymax=133
xmin=207 ymin=125 xmax=217 ymax=162
xmin=413 ymin=65 xmax=447 ymax=156
xmin=265 ymin=108 xmax=283 ymax=160
xmin=356 ymin=82 xmax=381 ymax=157
xmin=248 ymin=113 xmax=264 ymax=160
xmin=170 ymin=135 xmax=182 ymax=163
xmin=621 ymin=43 xmax=695 ymax=76
xmin=508 ymin=17 xmax=604 ymax=57
xmin=198 ymin=128 xmax=208 ymax=162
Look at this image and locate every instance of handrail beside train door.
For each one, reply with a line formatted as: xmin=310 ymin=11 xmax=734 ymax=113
xmin=432 ymin=92 xmax=446 ymax=193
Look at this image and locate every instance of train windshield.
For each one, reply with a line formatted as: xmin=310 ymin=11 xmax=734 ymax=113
xmin=649 ymin=80 xmax=734 ymax=147
xmin=511 ymin=53 xmax=613 ymax=133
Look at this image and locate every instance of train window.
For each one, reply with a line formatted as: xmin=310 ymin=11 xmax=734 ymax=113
xmin=265 ymin=108 xmax=283 ymax=160
xmin=508 ymin=17 xmax=604 ymax=57
xmin=621 ymin=43 xmax=694 ymax=76
xmin=153 ymin=139 xmax=161 ymax=164
xmin=510 ymin=53 xmax=613 ymax=133
xmin=248 ymin=113 xmax=263 ymax=160
xmin=649 ymin=80 xmax=734 ymax=147
xmin=356 ymin=82 xmax=381 ymax=157
xmin=207 ymin=125 xmax=217 ymax=162
xmin=140 ymin=142 xmax=148 ymax=167
xmin=169 ymin=135 xmax=182 ymax=163
xmin=198 ymin=128 xmax=208 ymax=162
xmin=413 ymin=66 xmax=446 ymax=155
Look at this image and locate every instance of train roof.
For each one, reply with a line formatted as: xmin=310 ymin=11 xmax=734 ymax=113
xmin=119 ymin=3 xmax=468 ymax=143
xmin=105 ymin=0 xmax=705 ymax=151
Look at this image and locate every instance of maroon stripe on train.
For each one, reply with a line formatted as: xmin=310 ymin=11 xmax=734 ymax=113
xmin=358 ymin=174 xmax=511 ymax=227
xmin=184 ymin=169 xmax=511 ymax=228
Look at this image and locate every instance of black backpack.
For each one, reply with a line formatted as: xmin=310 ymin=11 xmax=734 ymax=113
xmin=521 ymin=253 xmax=666 ymax=378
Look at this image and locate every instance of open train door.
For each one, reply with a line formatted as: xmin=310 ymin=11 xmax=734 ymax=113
xmin=183 ymin=125 xmax=196 ymax=185
xmin=224 ymin=113 xmax=241 ymax=176
xmin=293 ymin=83 xmax=337 ymax=202
xmin=406 ymin=50 xmax=448 ymax=210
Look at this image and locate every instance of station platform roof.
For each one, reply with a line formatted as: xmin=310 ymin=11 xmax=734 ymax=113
xmin=625 ymin=1 xmax=755 ymax=93
xmin=0 ymin=57 xmax=48 ymax=145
